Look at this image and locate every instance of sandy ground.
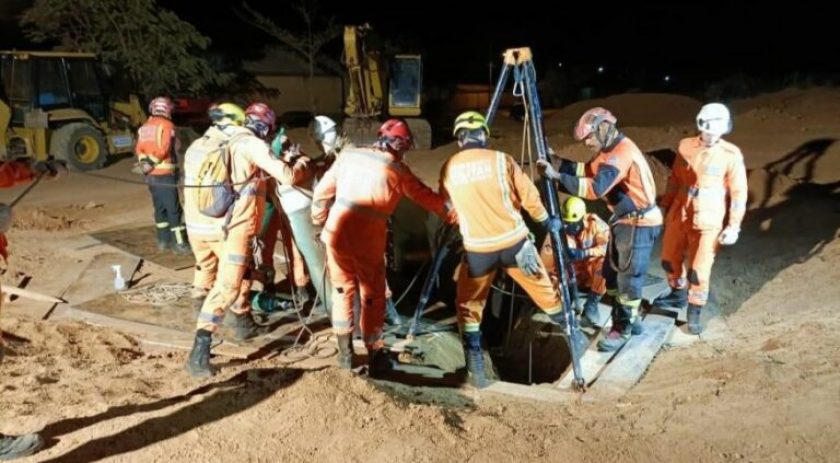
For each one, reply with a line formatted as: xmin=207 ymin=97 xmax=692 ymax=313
xmin=1 ymin=88 xmax=839 ymax=462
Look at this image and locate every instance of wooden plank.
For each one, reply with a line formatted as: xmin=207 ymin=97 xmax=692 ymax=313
xmin=483 ymin=381 xmax=573 ymax=403
xmin=589 ymin=314 xmax=675 ymax=398
xmin=556 ymin=303 xmax=615 ymax=390
xmin=62 ymin=252 xmax=142 ymax=305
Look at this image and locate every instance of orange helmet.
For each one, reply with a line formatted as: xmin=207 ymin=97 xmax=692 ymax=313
xmin=573 ymin=107 xmax=616 ymax=141
xmin=148 ymin=96 xmax=174 ymax=118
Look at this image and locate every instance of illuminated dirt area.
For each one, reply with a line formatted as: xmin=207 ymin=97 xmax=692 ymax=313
xmin=1 ymin=88 xmax=838 ymax=462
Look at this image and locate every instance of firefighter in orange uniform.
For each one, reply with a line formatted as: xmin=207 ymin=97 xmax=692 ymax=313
xmin=538 ymin=107 xmax=662 ymax=352
xmin=440 ymin=111 xmax=587 ymax=388
xmin=187 ymin=102 xmax=307 ymax=378
xmin=135 ymin=96 xmax=190 ymax=254
xmin=653 ymin=103 xmax=747 ymax=334
xmin=312 ymin=118 xmax=456 ymax=377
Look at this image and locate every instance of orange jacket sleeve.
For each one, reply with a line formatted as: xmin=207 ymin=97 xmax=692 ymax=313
xmin=311 ymin=162 xmax=338 ymax=226
xmin=659 ymin=159 xmax=684 ymax=211
xmin=509 ymin=155 xmax=549 ymax=223
xmin=399 ymin=165 xmax=447 ymax=217
xmin=726 ymin=149 xmax=748 ymax=229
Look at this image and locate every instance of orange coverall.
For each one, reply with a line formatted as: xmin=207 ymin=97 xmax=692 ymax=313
xmin=439 ymin=148 xmax=562 ymax=333
xmin=540 ymin=212 xmax=609 ymax=296
xmin=659 ymin=136 xmax=748 ymax=307
xmin=312 ymin=147 xmax=448 ymax=350
xmin=196 ymin=126 xmax=302 ymax=332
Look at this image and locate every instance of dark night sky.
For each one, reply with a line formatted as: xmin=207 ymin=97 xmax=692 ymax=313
xmin=3 ymin=0 xmax=838 ymax=88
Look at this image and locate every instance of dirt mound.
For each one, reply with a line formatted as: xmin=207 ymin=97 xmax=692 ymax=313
xmin=11 ymin=208 xmax=83 ymax=232
xmin=550 ymin=93 xmax=702 ymax=131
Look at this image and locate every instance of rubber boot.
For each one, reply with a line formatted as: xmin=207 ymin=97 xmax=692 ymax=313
xmin=653 ymin=287 xmax=688 ymax=310
xmin=336 ymin=333 xmax=353 ymax=370
xmin=171 ymin=226 xmax=191 ymax=255
xmin=597 ymin=303 xmax=633 ymax=352
xmin=0 ymin=433 xmax=44 ymax=460
xmin=687 ymin=303 xmax=703 ymax=335
xmin=367 ymin=348 xmax=393 ymax=378
xmin=463 ymin=332 xmax=491 ymax=389
xmin=630 ymin=305 xmax=645 ymax=336
xmin=156 ymin=227 xmax=172 ymax=251
xmin=185 ymin=329 xmax=215 ymax=378
xmin=581 ymin=293 xmax=602 ymax=327
xmin=234 ymin=313 xmax=267 ymax=342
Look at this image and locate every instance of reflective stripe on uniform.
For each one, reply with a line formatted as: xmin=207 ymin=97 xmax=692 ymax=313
xmin=226 ymin=253 xmax=248 ymax=265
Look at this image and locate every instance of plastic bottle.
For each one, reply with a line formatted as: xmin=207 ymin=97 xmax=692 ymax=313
xmin=112 ymin=265 xmax=126 ymax=291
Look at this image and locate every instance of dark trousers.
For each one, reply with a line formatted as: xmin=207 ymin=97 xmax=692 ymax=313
xmin=147 ymin=174 xmax=183 ymax=243
xmin=602 ymin=223 xmax=661 ymax=302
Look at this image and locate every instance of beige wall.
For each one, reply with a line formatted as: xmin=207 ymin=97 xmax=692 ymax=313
xmin=254 ymin=75 xmax=343 ymax=115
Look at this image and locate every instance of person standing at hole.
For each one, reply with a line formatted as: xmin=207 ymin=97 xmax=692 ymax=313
xmin=653 ymin=103 xmax=747 ymax=334
xmin=538 ymin=107 xmax=662 ymax=352
xmin=441 ymin=111 xmax=586 ymax=389
xmin=312 ymin=118 xmax=456 ymax=378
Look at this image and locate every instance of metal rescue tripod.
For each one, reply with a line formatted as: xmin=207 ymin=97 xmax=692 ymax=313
xmin=485 ymin=47 xmax=588 ymax=390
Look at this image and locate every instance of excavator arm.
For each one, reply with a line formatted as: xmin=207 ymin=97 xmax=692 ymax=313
xmin=341 ymin=24 xmax=431 ymax=149
xmin=343 ymin=24 xmax=384 ymax=119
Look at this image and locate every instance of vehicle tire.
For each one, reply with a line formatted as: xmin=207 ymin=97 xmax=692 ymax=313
xmin=50 ymin=122 xmax=108 ymax=171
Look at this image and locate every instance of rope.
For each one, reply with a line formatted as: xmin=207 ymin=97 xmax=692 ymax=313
xmin=120 ymin=282 xmax=193 ymax=305
xmin=73 ymin=169 xmax=262 ymax=189
xmin=518 ymin=92 xmax=535 ymax=178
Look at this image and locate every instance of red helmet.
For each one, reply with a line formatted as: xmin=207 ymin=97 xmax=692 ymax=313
xmin=377 ymin=118 xmax=412 ymax=152
xmin=574 ymin=107 xmax=617 ymax=141
xmin=244 ymin=102 xmax=276 ymax=138
xmin=148 ymin=96 xmax=174 ymax=118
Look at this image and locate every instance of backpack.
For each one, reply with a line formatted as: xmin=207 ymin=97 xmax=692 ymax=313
xmin=189 ymin=131 xmax=251 ymax=219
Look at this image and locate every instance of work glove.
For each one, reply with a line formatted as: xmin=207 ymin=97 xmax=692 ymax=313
xmin=535 ymin=159 xmax=561 ymax=180
xmin=565 ymin=247 xmax=587 ymax=262
xmin=514 ymin=239 xmax=543 ymax=277
xmin=718 ymin=226 xmax=740 ymax=246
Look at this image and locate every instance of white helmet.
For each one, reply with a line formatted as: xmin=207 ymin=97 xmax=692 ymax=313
xmin=312 ymin=115 xmax=338 ymax=153
xmin=696 ymin=103 xmax=732 ymax=137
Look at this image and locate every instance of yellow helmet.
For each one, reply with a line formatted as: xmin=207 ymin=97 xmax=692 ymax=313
xmin=561 ymin=196 xmax=586 ymax=223
xmin=209 ymin=102 xmax=246 ymax=127
xmin=453 ymin=110 xmax=490 ymax=137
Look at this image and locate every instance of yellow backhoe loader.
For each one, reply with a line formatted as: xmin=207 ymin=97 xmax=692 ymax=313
xmin=0 ymin=50 xmax=145 ymax=171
